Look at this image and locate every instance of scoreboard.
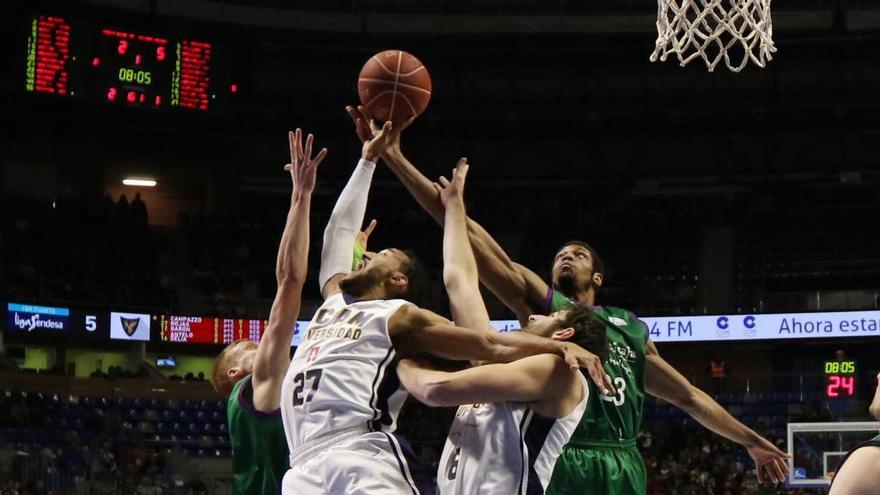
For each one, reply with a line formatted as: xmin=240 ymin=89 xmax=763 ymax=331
xmin=25 ymin=14 xmax=229 ymax=111
xmin=158 ymin=315 xmax=267 ymax=344
xmin=824 ymin=360 xmax=857 ymax=399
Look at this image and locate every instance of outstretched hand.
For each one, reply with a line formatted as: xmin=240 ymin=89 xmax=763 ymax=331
xmin=558 ymin=342 xmax=616 ymax=396
xmin=433 ymin=158 xmax=469 ymax=208
xmin=284 ymin=129 xmax=327 ymax=194
xmin=346 ymin=105 xmax=414 ymax=159
xmin=746 ymin=436 xmax=791 ymax=484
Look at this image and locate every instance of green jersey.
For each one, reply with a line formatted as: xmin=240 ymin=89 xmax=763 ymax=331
xmin=548 ymin=289 xmax=647 ymax=445
xmin=546 ymin=289 xmax=649 ymax=494
xmin=227 ymin=375 xmax=289 ymax=495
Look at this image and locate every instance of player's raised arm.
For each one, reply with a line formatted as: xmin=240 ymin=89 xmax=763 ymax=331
xmin=644 ymin=339 xmax=791 ymax=484
xmin=346 ymin=106 xmax=550 ymax=324
xmin=435 ymin=158 xmax=491 ymax=331
xmin=319 ymin=118 xmax=393 ymax=299
xmin=251 ymin=130 xmax=326 ymax=412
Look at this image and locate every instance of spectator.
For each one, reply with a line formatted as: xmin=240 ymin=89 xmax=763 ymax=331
xmin=116 ymin=194 xmax=130 ymax=223
xmin=706 ymin=353 xmax=729 ymax=395
xmin=131 ymin=192 xmax=148 ymax=225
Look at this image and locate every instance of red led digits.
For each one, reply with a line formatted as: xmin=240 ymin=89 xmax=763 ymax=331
xmin=826 ymin=376 xmax=840 ymax=398
xmin=841 ymin=376 xmax=855 ymax=396
xmin=177 ymin=40 xmax=212 ymax=110
xmin=30 ymin=16 xmax=71 ymax=95
xmin=30 ymin=22 xmax=215 ymax=111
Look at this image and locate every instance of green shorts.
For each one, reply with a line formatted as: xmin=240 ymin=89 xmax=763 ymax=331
xmin=545 ymin=442 xmax=646 ymax=495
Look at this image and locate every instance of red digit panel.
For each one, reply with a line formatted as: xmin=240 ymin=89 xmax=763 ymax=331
xmin=841 ymin=376 xmax=855 ymax=396
xmin=156 ymin=46 xmax=166 ymax=61
xmin=126 ymin=91 xmax=136 ymax=103
xmin=826 ymin=376 xmax=840 ymax=398
xmin=118 ymin=40 xmax=128 ymax=55
xmin=107 ymin=87 xmax=117 ymax=101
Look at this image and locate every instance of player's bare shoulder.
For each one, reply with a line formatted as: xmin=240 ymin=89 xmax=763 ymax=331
xmin=520 ymin=354 xmax=585 ymax=418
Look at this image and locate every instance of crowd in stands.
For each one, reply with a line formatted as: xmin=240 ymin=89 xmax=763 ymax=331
xmin=1 ymin=358 xmax=870 ymax=494
xmin=0 ymin=388 xmax=229 ymax=494
xmin=0 ymin=385 xmax=837 ymax=495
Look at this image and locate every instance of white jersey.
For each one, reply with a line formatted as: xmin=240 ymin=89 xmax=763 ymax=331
xmin=281 ymin=293 xmax=410 ymax=458
xmin=437 ymin=372 xmax=589 ymax=495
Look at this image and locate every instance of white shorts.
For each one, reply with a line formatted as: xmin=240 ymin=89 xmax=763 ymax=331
xmin=282 ymin=431 xmax=430 ymax=495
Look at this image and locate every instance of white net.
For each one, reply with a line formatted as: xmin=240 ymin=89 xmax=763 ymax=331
xmin=650 ymin=0 xmax=777 ymax=72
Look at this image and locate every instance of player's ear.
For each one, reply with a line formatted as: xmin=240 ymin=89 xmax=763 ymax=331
xmin=551 ymin=327 xmax=575 ymax=341
xmin=592 ymin=272 xmax=604 ymax=288
xmin=227 ymin=367 xmax=243 ymax=380
xmin=388 ymin=272 xmax=409 ymax=290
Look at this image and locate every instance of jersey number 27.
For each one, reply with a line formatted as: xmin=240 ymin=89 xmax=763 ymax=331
xmin=292 ymin=368 xmax=323 ymax=407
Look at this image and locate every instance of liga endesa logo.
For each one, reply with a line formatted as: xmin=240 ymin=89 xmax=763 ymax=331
xmin=13 ymin=312 xmax=66 ymax=331
xmin=7 ymin=303 xmax=70 ymax=332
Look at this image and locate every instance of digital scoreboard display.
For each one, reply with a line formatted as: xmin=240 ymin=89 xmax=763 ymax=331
xmin=824 ymin=360 xmax=857 ymax=399
xmin=25 ymin=15 xmax=222 ymax=111
xmin=159 ymin=315 xmax=267 ymax=344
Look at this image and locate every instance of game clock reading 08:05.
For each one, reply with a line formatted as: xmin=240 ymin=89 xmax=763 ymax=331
xmin=25 ymin=15 xmax=218 ymax=111
xmin=117 ymin=68 xmax=152 ymax=85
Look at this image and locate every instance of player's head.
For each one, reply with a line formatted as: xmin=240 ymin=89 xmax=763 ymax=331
xmin=551 ymin=241 xmax=604 ymax=298
xmin=339 ymin=248 xmax=429 ymax=306
xmin=523 ymin=303 xmax=608 ymax=360
xmin=211 ymin=339 xmax=258 ymax=397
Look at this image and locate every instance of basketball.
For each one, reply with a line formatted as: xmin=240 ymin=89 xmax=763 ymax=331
xmin=358 ymin=50 xmax=432 ymax=125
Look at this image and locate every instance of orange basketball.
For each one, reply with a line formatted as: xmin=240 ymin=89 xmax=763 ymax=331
xmin=358 ymin=50 xmax=432 ymax=125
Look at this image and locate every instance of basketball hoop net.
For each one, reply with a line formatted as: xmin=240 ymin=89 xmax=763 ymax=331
xmin=650 ymin=0 xmax=776 ymax=72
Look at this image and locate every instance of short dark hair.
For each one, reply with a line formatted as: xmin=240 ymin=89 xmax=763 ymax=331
xmin=558 ymin=240 xmax=605 ymax=276
xmin=399 ymin=249 xmax=430 ymax=308
xmin=560 ymin=303 xmax=608 ymax=361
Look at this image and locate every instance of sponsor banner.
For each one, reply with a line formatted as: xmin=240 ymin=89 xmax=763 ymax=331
xmin=644 ymin=310 xmax=880 ymax=342
xmin=6 ymin=303 xmax=70 ymax=332
xmin=110 ymin=312 xmax=151 ymax=341
xmin=411 ymin=312 xmax=879 ymax=343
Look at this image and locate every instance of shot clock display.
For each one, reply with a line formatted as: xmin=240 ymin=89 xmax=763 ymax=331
xmin=25 ymin=15 xmax=221 ymax=111
xmin=824 ymin=360 xmax=857 ymax=399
